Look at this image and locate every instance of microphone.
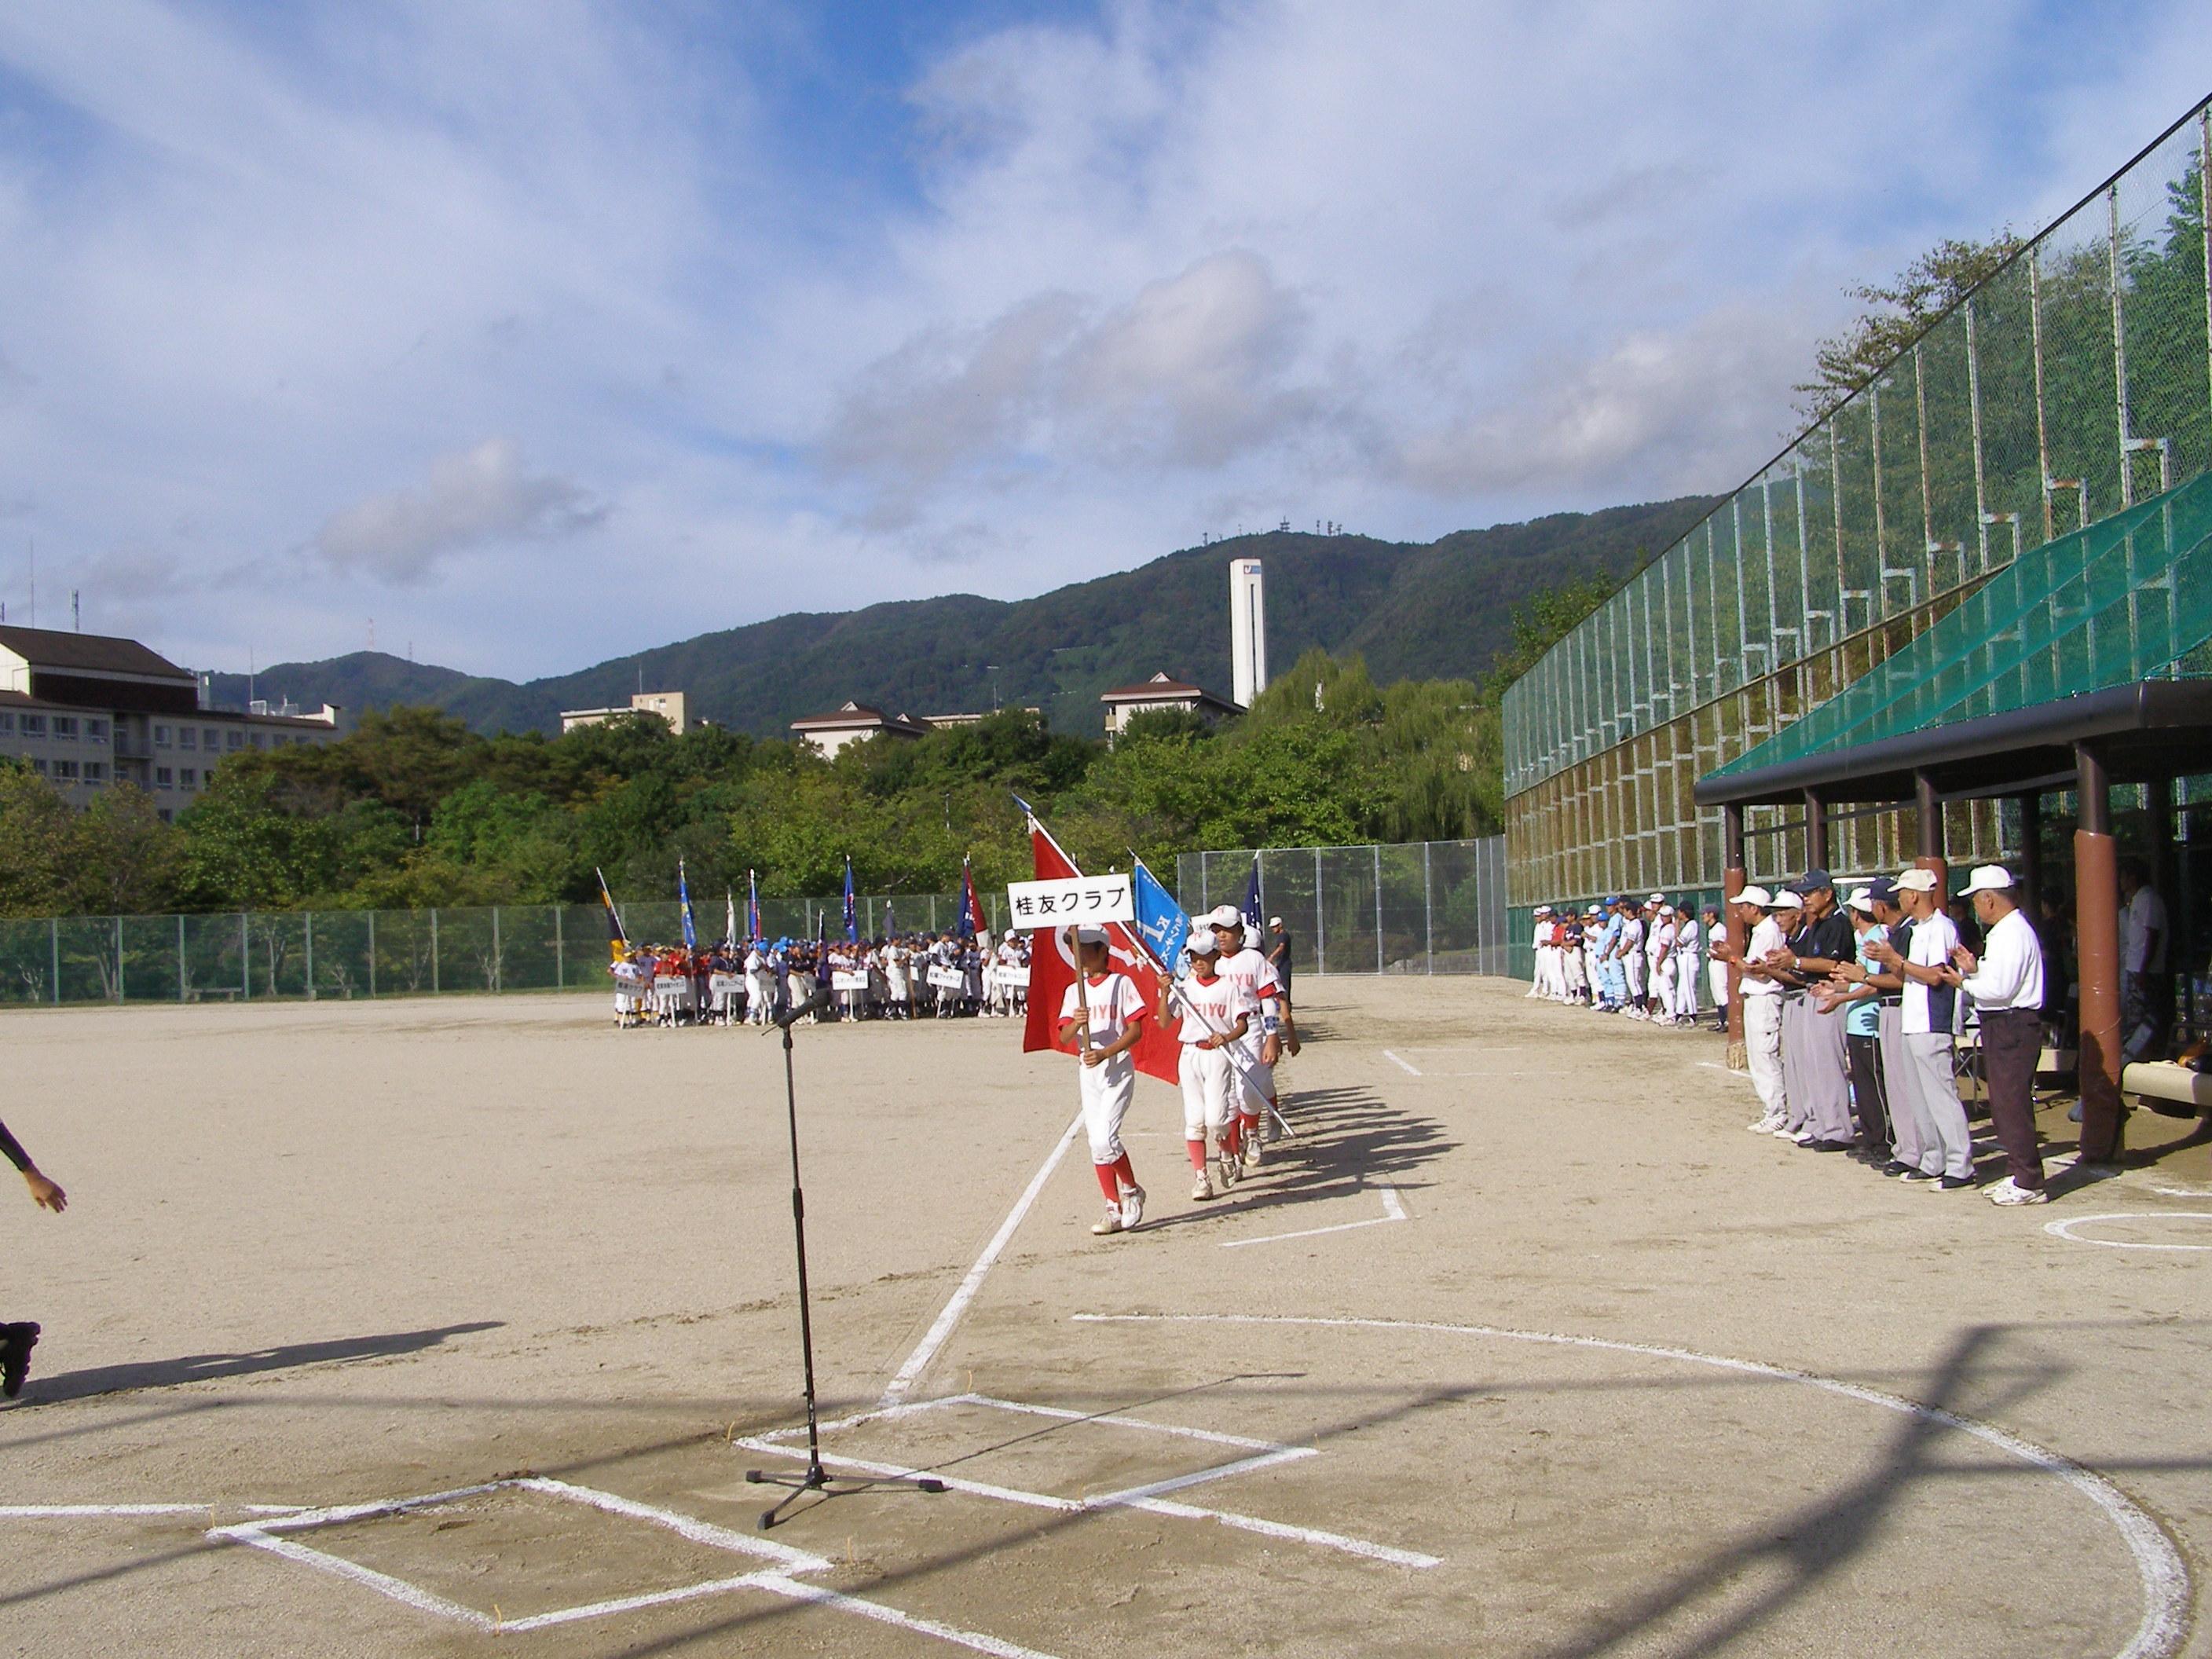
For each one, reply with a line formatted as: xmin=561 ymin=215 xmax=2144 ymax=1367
xmin=775 ymin=987 xmax=833 ymax=1030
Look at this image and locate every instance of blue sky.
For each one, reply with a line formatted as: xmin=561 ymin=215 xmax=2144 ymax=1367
xmin=0 ymin=1 xmax=2206 ymax=680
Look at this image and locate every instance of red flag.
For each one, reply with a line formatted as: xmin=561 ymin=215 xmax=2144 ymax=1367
xmin=1020 ymin=819 xmax=1181 ymax=1086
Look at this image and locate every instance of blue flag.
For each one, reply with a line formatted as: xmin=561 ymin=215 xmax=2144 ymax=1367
xmin=747 ymin=868 xmax=761 ymax=941
xmin=1130 ymin=858 xmax=1190 ymax=976
xmin=678 ymin=859 xmax=698 ymax=950
xmin=842 ymin=856 xmax=859 ymax=943
xmin=1241 ymin=854 xmax=1263 ymax=933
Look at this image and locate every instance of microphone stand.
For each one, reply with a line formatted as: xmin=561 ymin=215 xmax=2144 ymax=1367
xmin=745 ymin=989 xmax=946 ymax=1528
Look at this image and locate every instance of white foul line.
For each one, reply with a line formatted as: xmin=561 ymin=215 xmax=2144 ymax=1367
xmin=1222 ymin=1185 xmax=1408 ymax=1250
xmin=2043 ymin=1213 xmax=2212 ymax=1253
xmin=1382 ymin=1049 xmax=1422 ymax=1075
xmin=882 ymin=1111 xmax=1084 ymax=1404
xmin=1698 ymin=1060 xmax=1751 ymax=1078
xmin=1071 ymin=1313 xmax=2189 ymax=1659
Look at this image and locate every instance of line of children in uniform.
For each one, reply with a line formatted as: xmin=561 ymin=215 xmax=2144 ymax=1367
xmin=611 ymin=932 xmax=1031 ymax=1027
xmin=1527 ymin=895 xmax=1725 ymax=1029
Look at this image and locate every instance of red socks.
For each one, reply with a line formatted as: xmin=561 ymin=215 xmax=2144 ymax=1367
xmin=1187 ymin=1138 xmax=1207 ymax=1171
xmin=1093 ymin=1163 xmax=1122 ymax=1203
xmin=1110 ymin=1153 xmax=1137 ymax=1192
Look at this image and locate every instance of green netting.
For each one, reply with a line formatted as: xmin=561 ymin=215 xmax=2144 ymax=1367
xmin=1712 ymin=470 xmax=2212 ymax=776
xmin=1503 ymin=102 xmax=2212 ymax=801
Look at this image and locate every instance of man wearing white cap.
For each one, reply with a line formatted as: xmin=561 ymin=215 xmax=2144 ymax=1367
xmin=1528 ymin=907 xmax=1551 ymax=998
xmin=1761 ymin=889 xmax=1816 ymax=1139
xmin=1939 ymin=866 xmax=2049 ymax=1204
xmin=1057 ymin=928 xmax=1149 ymax=1234
xmin=1203 ymin=905 xmax=1284 ymax=1170
xmin=1867 ymin=869 xmax=1976 ymax=1188
xmin=1716 ymin=887 xmax=1790 ymax=1131
xmin=1669 ymin=903 xmax=1703 ymax=1026
xmin=1617 ymin=899 xmax=1649 ymax=1019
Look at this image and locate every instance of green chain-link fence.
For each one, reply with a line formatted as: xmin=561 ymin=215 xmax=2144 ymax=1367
xmin=0 ymin=891 xmax=1010 ymax=1007
xmin=1174 ymin=838 xmax=1510 ymax=977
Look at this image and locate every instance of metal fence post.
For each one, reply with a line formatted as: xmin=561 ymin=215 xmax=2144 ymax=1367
xmin=368 ymin=910 xmax=377 ymax=998
xmin=1373 ymin=844 xmax=1383 ymax=973
xmin=304 ymin=911 xmax=314 ymax=1000
xmin=177 ymin=914 xmax=187 ymax=1002
xmin=49 ymin=918 xmax=58 ymax=1003
xmin=1423 ymin=841 xmax=1434 ymax=974
xmin=115 ymin=915 xmax=125 ymax=1002
xmin=430 ymin=910 xmax=440 ymax=994
xmin=240 ymin=912 xmax=249 ymax=999
xmin=1313 ymin=848 xmax=1324 ymax=976
xmin=555 ymin=904 xmax=565 ymax=989
xmin=492 ymin=906 xmax=502 ymax=994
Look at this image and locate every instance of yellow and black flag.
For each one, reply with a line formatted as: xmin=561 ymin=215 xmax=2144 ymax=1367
xmin=597 ymin=867 xmax=628 ymax=964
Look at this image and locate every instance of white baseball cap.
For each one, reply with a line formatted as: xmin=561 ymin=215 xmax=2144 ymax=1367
xmin=1769 ymin=889 xmax=1804 ymax=909
xmin=1647 ymin=892 xmax=1667 ymax=904
xmin=1845 ymin=888 xmax=1877 ymax=914
xmin=1735 ymin=885 xmax=1773 ymax=907
xmin=1657 ymin=904 xmax=1675 ymax=916
xmin=1894 ymin=868 xmax=1939 ymax=892
xmin=1957 ymin=864 xmax=2015 ymax=895
xmin=1268 ymin=915 xmax=1283 ymax=927
xmin=1202 ymin=905 xmax=1247 ymax=930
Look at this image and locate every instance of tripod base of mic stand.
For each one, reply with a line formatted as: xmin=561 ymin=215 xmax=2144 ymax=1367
xmin=743 ymin=1462 xmax=947 ymax=1529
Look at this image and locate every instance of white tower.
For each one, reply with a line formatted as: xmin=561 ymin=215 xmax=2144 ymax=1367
xmin=1229 ymin=558 xmax=1266 ymax=707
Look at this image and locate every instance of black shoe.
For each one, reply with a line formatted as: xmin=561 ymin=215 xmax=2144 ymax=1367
xmin=1933 ymin=1174 xmax=1977 ymax=1190
xmin=1 ymin=1322 xmax=40 ymax=1399
xmin=1898 ymin=1168 xmax=1934 ymax=1182
xmin=1879 ymin=1159 xmax=1911 ymax=1177
xmin=1807 ymin=1138 xmax=1855 ymax=1152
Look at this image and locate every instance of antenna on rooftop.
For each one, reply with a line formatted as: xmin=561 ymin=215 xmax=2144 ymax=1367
xmin=72 ymin=589 xmax=80 ymax=632
xmin=368 ymin=616 xmax=375 ymax=653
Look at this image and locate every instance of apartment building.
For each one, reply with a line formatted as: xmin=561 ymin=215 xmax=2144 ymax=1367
xmin=0 ymin=625 xmax=340 ymax=819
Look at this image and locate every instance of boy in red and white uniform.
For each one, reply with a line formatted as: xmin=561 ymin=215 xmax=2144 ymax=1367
xmin=1161 ymin=933 xmax=1252 ymax=1201
xmin=1055 ymin=928 xmax=1149 ymax=1236
xmin=1201 ymin=906 xmax=1283 ymax=1171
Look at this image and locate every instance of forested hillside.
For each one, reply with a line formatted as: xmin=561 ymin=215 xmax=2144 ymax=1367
xmin=206 ymin=497 xmax=1713 ymax=738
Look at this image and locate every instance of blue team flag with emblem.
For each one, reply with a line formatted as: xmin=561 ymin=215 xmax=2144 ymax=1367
xmin=1130 ymin=856 xmax=1190 ymax=976
xmin=678 ymin=859 xmax=698 ymax=950
xmin=842 ymin=856 xmax=859 ymax=942
xmin=1241 ymin=854 xmax=1263 ymax=933
xmin=747 ymin=868 xmax=761 ymax=940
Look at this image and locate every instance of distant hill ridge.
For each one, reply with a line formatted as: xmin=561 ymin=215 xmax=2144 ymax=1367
xmin=206 ymin=498 xmax=1716 ymax=738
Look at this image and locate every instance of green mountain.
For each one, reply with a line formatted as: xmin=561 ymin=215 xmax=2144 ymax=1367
xmin=206 ymin=496 xmax=1715 ymax=737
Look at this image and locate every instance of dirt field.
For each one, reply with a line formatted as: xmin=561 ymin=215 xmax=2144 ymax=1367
xmin=2 ymin=979 xmax=2207 ymax=1658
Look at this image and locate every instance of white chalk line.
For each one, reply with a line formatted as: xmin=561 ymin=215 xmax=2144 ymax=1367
xmin=0 ymin=1503 xmax=300 ymax=1518
xmin=1222 ymin=1184 xmax=1407 ymax=1249
xmin=2149 ymin=1184 xmax=2212 ymax=1198
xmin=1071 ymin=1313 xmax=2189 ymax=1659
xmin=1382 ymin=1049 xmax=1422 ymax=1075
xmin=2043 ymin=1213 xmax=2212 ymax=1253
xmin=1698 ymin=1060 xmax=1752 ymax=1077
xmin=203 ymin=1474 xmax=1057 ymax=1652
xmin=883 ymin=1110 xmax=1084 ymax=1405
xmin=734 ymin=1390 xmax=1437 ymax=1569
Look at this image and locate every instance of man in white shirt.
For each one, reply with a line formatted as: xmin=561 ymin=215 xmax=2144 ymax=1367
xmin=2119 ymin=858 xmax=2171 ymax=1064
xmin=1939 ymin=866 xmax=2049 ymax=1204
xmin=1715 ymin=888 xmax=1789 ymax=1131
xmin=1704 ymin=908 xmax=1728 ymax=1032
xmin=1649 ymin=906 xmax=1678 ymax=1024
xmin=1528 ymin=910 xmax=1551 ymax=998
xmin=1617 ymin=903 xmax=1648 ymax=1019
xmin=1866 ymin=869 xmax=1975 ymax=1187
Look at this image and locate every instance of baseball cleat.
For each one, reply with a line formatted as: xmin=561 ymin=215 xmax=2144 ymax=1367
xmin=1 ymin=1322 xmax=41 ymax=1400
xmin=1119 ymin=1185 xmax=1145 ymax=1229
xmin=1191 ymin=1172 xmax=1213 ymax=1202
xmin=1091 ymin=1207 xmax=1124 ymax=1235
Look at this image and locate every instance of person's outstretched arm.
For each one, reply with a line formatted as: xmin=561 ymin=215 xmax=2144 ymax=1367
xmin=0 ymin=1118 xmax=65 ymax=1213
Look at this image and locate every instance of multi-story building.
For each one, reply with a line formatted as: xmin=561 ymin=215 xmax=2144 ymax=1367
xmin=0 ymin=625 xmax=341 ymax=819
xmin=559 ymin=690 xmax=690 ymax=735
xmin=1098 ymin=672 xmax=1242 ymax=742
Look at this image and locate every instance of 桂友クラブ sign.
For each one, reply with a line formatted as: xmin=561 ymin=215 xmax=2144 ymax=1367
xmin=1005 ymin=875 xmax=1135 ymax=927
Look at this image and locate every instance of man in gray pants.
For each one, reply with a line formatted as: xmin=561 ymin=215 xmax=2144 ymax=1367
xmin=1767 ymin=870 xmax=1859 ymax=1152
xmin=1867 ymin=868 xmax=1976 ymax=1190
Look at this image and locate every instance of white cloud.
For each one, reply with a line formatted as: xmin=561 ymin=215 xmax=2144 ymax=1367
xmin=2 ymin=0 xmax=2209 ymax=682
xmin=313 ymin=440 xmax=607 ymax=584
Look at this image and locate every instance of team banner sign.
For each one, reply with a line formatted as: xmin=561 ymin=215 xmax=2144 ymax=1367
xmin=1005 ymin=874 xmax=1136 ymax=927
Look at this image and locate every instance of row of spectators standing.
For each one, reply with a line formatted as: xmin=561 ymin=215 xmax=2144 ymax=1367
xmin=610 ymin=933 xmax=1031 ymax=1027
xmin=1527 ymin=895 xmax=1722 ymax=1028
